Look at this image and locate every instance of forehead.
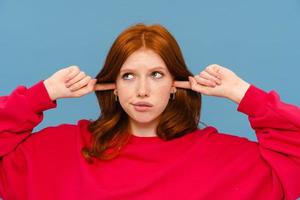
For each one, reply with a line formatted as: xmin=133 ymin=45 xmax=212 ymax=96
xmin=120 ymin=49 xmax=168 ymax=71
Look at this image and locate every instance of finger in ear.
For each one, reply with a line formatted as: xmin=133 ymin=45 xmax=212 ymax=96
xmin=188 ymin=76 xmax=197 ymax=88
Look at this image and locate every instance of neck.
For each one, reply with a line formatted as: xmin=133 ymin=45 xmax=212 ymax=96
xmin=128 ymin=118 xmax=159 ymax=137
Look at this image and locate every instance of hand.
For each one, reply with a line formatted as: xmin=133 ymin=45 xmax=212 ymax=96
xmin=173 ymin=64 xmax=250 ymax=104
xmin=44 ymin=66 xmax=116 ymax=101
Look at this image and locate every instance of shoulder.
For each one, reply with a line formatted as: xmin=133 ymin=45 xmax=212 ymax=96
xmin=195 ymin=126 xmax=254 ymax=143
xmin=20 ymin=119 xmax=92 ymax=152
xmin=193 ymin=126 xmax=260 ymax=157
xmin=2 ymin=120 xmax=93 ymax=172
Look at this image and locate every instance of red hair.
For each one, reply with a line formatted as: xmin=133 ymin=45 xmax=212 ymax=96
xmin=82 ymin=23 xmax=201 ymax=162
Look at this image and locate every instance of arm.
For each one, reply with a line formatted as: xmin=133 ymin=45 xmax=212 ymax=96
xmin=237 ymin=85 xmax=300 ymax=200
xmin=0 ymin=65 xmax=102 ymax=157
xmin=0 ymin=66 xmax=115 ymax=198
xmin=0 ymin=81 xmax=56 ymax=157
xmin=174 ymin=64 xmax=300 ymax=199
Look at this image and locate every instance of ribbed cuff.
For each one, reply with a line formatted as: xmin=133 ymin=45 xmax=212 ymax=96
xmin=26 ymin=80 xmax=57 ymax=113
xmin=237 ymin=85 xmax=269 ymax=117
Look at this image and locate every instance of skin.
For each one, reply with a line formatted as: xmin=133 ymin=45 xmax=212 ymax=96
xmin=44 ymin=50 xmax=250 ymax=137
xmin=115 ymin=48 xmax=177 ymax=137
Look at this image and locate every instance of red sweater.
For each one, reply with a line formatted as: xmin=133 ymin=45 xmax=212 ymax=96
xmin=0 ymin=81 xmax=300 ymax=200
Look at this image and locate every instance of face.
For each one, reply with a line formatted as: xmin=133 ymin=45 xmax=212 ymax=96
xmin=116 ymin=48 xmax=176 ymax=128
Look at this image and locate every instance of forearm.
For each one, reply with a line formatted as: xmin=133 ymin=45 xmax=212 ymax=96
xmin=0 ymin=81 xmax=56 ymax=156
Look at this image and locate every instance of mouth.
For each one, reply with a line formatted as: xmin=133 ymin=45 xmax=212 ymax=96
xmin=132 ymin=102 xmax=153 ymax=106
xmin=131 ymin=102 xmax=153 ymax=112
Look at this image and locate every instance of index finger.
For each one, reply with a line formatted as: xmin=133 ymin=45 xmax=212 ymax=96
xmin=93 ymin=83 xmax=116 ymax=91
xmin=173 ymin=81 xmax=191 ymax=89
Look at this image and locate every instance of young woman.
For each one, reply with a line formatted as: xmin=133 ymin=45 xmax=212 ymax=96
xmin=0 ymin=24 xmax=299 ymax=200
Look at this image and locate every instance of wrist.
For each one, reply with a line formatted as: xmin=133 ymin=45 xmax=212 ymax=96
xmin=43 ymin=79 xmax=59 ymax=101
xmin=227 ymin=79 xmax=250 ymax=104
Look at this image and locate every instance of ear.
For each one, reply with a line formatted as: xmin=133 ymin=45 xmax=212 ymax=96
xmin=114 ymin=89 xmax=118 ymax=95
xmin=171 ymin=86 xmax=177 ymax=93
xmin=171 ymin=80 xmax=176 ymax=93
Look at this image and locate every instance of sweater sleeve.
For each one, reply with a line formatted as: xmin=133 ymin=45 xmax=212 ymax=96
xmin=237 ymin=85 xmax=300 ymax=200
xmin=0 ymin=81 xmax=57 ymax=157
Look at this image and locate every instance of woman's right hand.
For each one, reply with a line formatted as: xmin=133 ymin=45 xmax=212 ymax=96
xmin=43 ymin=66 xmax=115 ymax=101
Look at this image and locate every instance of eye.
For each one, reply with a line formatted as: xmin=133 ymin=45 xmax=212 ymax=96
xmin=122 ymin=73 xmax=134 ymax=80
xmin=152 ymin=71 xmax=164 ymax=79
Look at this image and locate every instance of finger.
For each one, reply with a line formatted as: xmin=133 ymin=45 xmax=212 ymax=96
xmin=173 ymin=81 xmax=190 ymax=89
xmin=69 ymin=76 xmax=92 ymax=92
xmin=194 ymin=75 xmax=217 ymax=87
xmin=72 ymin=79 xmax=97 ymax=97
xmin=206 ymin=64 xmax=222 ymax=74
xmin=188 ymin=76 xmax=206 ymax=93
xmin=199 ymin=71 xmax=221 ymax=85
xmin=94 ymin=83 xmax=116 ymax=91
xmin=65 ymin=66 xmax=80 ymax=83
xmin=204 ymin=66 xmax=222 ymax=83
xmin=66 ymin=71 xmax=87 ymax=88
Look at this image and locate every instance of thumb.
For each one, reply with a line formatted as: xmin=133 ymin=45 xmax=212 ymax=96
xmin=90 ymin=79 xmax=98 ymax=88
xmin=188 ymin=76 xmax=206 ymax=94
xmin=188 ymin=76 xmax=197 ymax=88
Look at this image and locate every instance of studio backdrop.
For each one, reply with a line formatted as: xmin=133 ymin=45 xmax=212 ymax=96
xmin=0 ymin=0 xmax=299 ymax=142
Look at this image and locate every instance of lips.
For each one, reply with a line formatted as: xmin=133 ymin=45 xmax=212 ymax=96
xmin=131 ymin=101 xmax=153 ymax=112
xmin=131 ymin=102 xmax=153 ymax=107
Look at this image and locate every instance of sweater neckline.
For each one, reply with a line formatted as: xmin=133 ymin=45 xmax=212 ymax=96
xmin=128 ymin=133 xmax=165 ymax=143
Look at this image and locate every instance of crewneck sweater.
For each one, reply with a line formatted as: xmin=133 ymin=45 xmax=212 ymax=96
xmin=0 ymin=81 xmax=300 ymax=200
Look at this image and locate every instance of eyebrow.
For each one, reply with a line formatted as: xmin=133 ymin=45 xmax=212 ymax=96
xmin=120 ymin=66 xmax=167 ymax=73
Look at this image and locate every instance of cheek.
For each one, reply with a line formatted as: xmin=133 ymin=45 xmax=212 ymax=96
xmin=152 ymin=80 xmax=172 ymax=94
xmin=117 ymin=88 xmax=133 ymax=105
xmin=116 ymin=80 xmax=133 ymax=100
xmin=151 ymin=83 xmax=172 ymax=107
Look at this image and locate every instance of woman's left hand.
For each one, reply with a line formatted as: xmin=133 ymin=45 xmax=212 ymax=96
xmin=173 ymin=64 xmax=251 ymax=104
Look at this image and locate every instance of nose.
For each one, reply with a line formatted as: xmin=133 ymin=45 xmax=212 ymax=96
xmin=136 ymin=77 xmax=149 ymax=98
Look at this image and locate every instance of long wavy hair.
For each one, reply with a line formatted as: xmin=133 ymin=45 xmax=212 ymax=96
xmin=81 ymin=23 xmax=202 ymax=162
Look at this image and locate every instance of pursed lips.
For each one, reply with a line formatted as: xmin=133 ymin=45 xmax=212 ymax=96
xmin=131 ymin=102 xmax=153 ymax=107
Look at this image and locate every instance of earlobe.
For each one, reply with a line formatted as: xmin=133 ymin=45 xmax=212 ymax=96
xmin=113 ymin=89 xmax=118 ymax=102
xmin=171 ymin=81 xmax=177 ymax=92
xmin=171 ymin=87 xmax=177 ymax=93
xmin=114 ymin=89 xmax=118 ymax=95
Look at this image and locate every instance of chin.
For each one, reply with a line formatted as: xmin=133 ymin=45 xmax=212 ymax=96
xmin=129 ymin=113 xmax=160 ymax=124
xmin=131 ymin=117 xmax=157 ymax=124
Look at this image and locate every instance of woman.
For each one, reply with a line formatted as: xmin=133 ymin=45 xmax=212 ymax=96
xmin=0 ymin=24 xmax=299 ymax=200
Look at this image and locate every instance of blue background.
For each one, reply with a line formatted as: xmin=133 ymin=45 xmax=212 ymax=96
xmin=1 ymin=0 xmax=299 ymax=142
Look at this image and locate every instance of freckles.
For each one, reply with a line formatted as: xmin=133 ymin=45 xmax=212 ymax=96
xmin=152 ymin=82 xmax=171 ymax=91
xmin=152 ymin=88 xmax=171 ymax=99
